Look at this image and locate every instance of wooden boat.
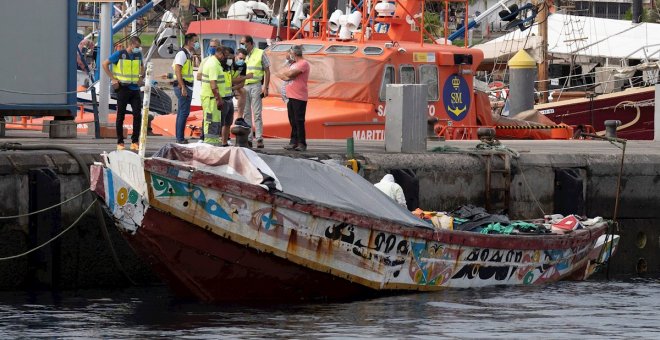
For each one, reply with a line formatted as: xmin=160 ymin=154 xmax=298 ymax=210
xmin=536 ymin=87 xmax=655 ymax=140
xmin=90 ymin=143 xmax=618 ymax=302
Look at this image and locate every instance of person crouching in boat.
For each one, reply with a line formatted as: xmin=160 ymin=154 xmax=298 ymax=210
xmin=200 ymin=46 xmax=228 ymax=146
xmin=375 ymin=174 xmax=407 ymax=208
xmin=277 ymin=45 xmax=310 ymax=152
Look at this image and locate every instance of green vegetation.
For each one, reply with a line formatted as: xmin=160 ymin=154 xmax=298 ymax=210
xmin=113 ymin=33 xmax=155 ymax=47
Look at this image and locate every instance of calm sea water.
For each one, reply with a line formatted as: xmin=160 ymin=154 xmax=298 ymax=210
xmin=0 ymin=279 xmax=658 ymax=339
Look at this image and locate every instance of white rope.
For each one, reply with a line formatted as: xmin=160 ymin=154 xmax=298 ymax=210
xmin=0 ymin=198 xmax=98 ymax=261
xmin=0 ymin=188 xmax=91 ymax=219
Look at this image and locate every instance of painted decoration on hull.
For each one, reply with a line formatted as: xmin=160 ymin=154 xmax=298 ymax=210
xmin=104 ymin=168 xmax=146 ymax=234
xmin=443 ymin=74 xmax=471 ymax=121
xmin=138 ymin=174 xmax=597 ymax=289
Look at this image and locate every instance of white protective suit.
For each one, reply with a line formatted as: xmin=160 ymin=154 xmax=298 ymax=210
xmin=374 ymin=174 xmax=407 ymax=208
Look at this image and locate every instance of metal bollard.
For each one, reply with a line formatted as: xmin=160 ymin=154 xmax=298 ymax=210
xmin=427 ymin=116 xmax=440 ymax=140
xmin=604 ymin=120 xmax=621 ymax=138
xmin=230 ymin=125 xmax=250 ymax=147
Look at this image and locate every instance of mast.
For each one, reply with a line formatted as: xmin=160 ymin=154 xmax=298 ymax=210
xmin=537 ymin=0 xmax=548 ymax=103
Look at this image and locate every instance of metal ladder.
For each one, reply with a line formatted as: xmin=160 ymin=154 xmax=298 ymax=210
xmin=484 ymin=153 xmax=511 ymax=212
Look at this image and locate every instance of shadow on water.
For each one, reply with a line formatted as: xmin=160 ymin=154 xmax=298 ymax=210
xmin=0 ymin=278 xmax=658 ymax=338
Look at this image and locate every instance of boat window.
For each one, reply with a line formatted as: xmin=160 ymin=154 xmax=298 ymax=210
xmin=419 ymin=65 xmax=439 ymax=101
xmin=326 ymin=45 xmax=358 ymax=54
xmin=379 ymin=65 xmax=395 ymax=101
xmin=269 ymin=44 xmax=324 ymax=54
xmin=400 ymin=65 xmax=416 ymax=84
xmin=363 ymin=46 xmax=383 ymax=55
xmin=222 ymin=40 xmax=237 ymax=52
xmin=302 ymin=44 xmax=324 ymax=53
xmin=271 ymin=44 xmax=293 ymax=52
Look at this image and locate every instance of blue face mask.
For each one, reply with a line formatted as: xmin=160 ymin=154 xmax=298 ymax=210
xmin=193 ymin=41 xmax=200 ymax=50
xmin=239 ymin=43 xmax=246 ymax=49
xmin=132 ymin=47 xmax=141 ymax=54
xmin=235 ymin=59 xmax=245 ymax=66
xmin=207 ymin=47 xmax=216 ymax=56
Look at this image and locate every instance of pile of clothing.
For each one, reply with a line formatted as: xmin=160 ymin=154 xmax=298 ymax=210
xmin=413 ymin=205 xmax=552 ymax=235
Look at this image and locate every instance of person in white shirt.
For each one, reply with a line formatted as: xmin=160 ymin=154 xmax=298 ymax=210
xmin=374 ymin=174 xmax=407 ymax=208
xmin=172 ymin=33 xmax=198 ymax=144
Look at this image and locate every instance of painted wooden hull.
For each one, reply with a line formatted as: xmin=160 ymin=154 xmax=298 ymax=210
xmin=91 ymin=153 xmax=611 ymax=303
xmin=537 ymin=87 xmax=655 ymax=140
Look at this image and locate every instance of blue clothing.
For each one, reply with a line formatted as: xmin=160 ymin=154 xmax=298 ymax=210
xmin=174 ymin=85 xmax=193 ymax=142
xmin=108 ymin=50 xmax=143 ymax=91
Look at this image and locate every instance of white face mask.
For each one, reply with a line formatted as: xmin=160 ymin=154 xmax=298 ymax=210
xmin=226 ymin=59 xmax=233 ymax=66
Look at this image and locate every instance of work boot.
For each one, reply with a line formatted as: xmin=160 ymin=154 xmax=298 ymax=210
xmin=256 ymin=138 xmax=264 ymax=149
xmin=117 ymin=143 xmax=125 ymax=151
xmin=294 ymin=144 xmax=307 ymax=152
xmin=130 ymin=143 xmax=139 ymax=151
xmin=283 ymin=144 xmax=296 ymax=150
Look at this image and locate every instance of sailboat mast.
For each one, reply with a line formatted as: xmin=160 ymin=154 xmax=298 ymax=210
xmin=537 ymin=0 xmax=548 ymax=103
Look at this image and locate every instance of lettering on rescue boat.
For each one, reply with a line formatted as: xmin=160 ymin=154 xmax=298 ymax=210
xmin=377 ymin=104 xmax=436 ymax=116
xmin=353 ymin=129 xmax=385 ymax=140
xmin=443 ymin=74 xmax=470 ymax=121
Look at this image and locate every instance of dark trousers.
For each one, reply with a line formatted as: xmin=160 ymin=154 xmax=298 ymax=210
xmin=287 ymin=98 xmax=307 ymax=146
xmin=116 ymin=86 xmax=142 ymax=144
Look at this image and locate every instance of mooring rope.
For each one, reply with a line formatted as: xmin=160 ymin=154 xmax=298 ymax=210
xmin=0 ymin=188 xmax=91 ymax=219
xmin=0 ymin=199 xmax=97 ymax=261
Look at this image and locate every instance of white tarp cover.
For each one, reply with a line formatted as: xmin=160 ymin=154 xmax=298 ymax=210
xmin=153 ymin=144 xmax=430 ymax=230
xmin=475 ymin=13 xmax=660 ymax=62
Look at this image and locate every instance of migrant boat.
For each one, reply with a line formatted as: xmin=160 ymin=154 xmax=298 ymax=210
xmin=91 ymin=143 xmax=618 ymax=302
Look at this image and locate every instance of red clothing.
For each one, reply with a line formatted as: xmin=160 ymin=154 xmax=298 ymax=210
xmin=285 ymin=59 xmax=310 ymax=101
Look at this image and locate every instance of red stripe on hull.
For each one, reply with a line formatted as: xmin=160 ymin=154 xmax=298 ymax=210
xmin=125 ymin=208 xmax=381 ymax=303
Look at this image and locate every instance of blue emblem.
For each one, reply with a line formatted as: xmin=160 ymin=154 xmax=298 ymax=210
xmin=442 ymin=74 xmax=471 ymax=121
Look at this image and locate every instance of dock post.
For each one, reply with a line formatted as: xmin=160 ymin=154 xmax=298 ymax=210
xmin=604 ymin=120 xmax=621 ymax=138
xmin=0 ymin=116 xmax=4 ymax=137
xmin=98 ymin=1 xmax=112 ymax=122
xmin=384 ymin=84 xmax=428 ymax=153
xmin=508 ymin=50 xmax=537 ymax=117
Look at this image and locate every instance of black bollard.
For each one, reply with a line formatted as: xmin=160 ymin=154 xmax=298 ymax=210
xmin=604 ymin=120 xmax=621 ymax=138
xmin=231 ymin=125 xmax=251 ymax=147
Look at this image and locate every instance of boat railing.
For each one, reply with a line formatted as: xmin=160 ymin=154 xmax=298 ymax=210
xmin=287 ymin=0 xmax=473 ymax=47
xmin=434 ymin=121 xmax=489 ymax=140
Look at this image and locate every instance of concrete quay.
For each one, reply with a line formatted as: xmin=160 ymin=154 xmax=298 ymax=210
xmin=0 ymin=130 xmax=658 ymax=290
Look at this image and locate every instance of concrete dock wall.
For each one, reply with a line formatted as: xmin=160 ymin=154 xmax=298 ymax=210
xmin=0 ymin=144 xmax=658 ymax=290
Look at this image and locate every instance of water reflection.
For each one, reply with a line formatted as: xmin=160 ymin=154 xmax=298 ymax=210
xmin=0 ymin=279 xmax=658 ymax=338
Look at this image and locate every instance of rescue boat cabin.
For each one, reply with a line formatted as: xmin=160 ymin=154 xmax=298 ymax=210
xmin=265 ymin=38 xmax=483 ymax=140
xmin=262 ymin=0 xmax=485 ymax=140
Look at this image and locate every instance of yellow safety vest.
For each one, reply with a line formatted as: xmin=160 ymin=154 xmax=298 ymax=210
xmin=113 ymin=50 xmax=141 ymax=84
xmin=201 ymin=56 xmax=224 ymax=98
xmin=221 ymin=70 xmax=233 ymax=97
xmin=245 ymin=48 xmax=264 ymax=85
xmin=172 ymin=49 xmax=194 ymax=83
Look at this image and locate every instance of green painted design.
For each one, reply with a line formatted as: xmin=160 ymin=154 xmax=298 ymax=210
xmin=151 ymin=174 xmax=191 ymax=197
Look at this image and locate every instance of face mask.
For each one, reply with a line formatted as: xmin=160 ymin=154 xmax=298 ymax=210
xmin=132 ymin=47 xmax=142 ymax=54
xmin=235 ymin=59 xmax=245 ymax=66
xmin=207 ymin=47 xmax=216 ymax=56
xmin=193 ymin=41 xmax=200 ymax=50
xmin=239 ymin=43 xmax=246 ymax=49
xmin=226 ymin=58 xmax=233 ymax=66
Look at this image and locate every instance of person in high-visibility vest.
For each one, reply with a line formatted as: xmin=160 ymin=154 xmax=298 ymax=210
xmin=239 ymin=35 xmax=270 ymax=149
xmin=102 ymin=36 xmax=144 ymax=151
xmin=172 ymin=33 xmax=198 ymax=144
xmin=200 ymin=47 xmax=227 ymax=146
xmin=196 ymin=39 xmax=220 ymax=142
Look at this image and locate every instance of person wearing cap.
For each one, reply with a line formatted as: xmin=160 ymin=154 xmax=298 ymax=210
xmin=276 ymin=45 xmax=310 ymax=152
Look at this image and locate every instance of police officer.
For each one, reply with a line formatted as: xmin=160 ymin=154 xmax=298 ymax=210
xmin=102 ymin=36 xmax=144 ymax=151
